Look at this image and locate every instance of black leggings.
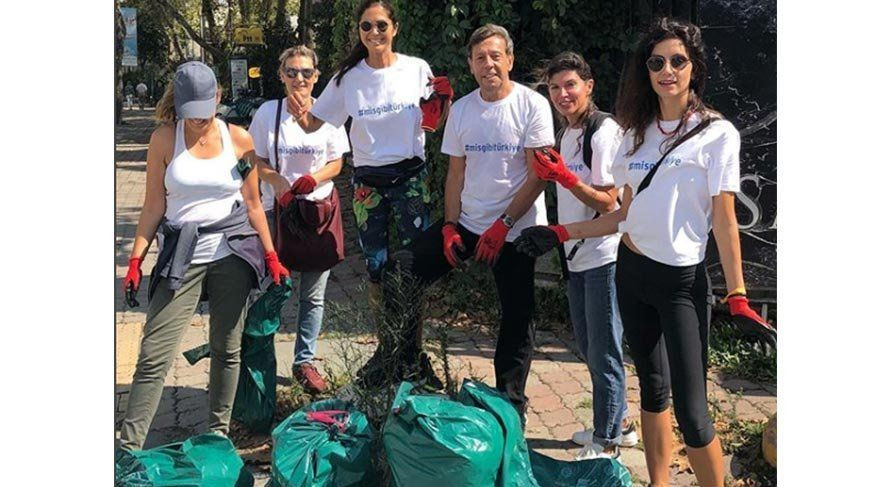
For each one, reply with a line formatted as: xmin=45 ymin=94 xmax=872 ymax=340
xmin=615 ymin=243 xmax=715 ymax=448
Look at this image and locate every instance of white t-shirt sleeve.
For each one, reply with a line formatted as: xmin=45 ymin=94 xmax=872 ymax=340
xmin=707 ymin=122 xmax=741 ymax=196
xmin=440 ymin=102 xmax=464 ymax=157
xmin=311 ymin=74 xmax=349 ymax=128
xmin=326 ymin=125 xmax=351 ymax=161
xmin=524 ymin=95 xmax=555 ymax=148
xmin=421 ymin=60 xmax=435 ymax=99
xmin=248 ymin=102 xmax=272 ymax=160
xmin=589 ymin=118 xmax=622 ymax=187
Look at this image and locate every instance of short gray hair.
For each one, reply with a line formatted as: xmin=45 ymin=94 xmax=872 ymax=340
xmin=468 ymin=24 xmax=514 ymax=57
xmin=278 ymin=45 xmax=319 ymax=71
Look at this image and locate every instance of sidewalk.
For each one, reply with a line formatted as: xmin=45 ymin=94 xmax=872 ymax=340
xmin=115 ymin=109 xmax=775 ymax=486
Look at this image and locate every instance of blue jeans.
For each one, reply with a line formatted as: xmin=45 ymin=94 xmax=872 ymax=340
xmin=567 ymin=262 xmax=628 ymax=447
xmin=265 ymin=209 xmax=330 ymax=366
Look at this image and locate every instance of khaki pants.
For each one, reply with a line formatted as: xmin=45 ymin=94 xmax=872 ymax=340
xmin=118 ymin=255 xmax=255 ymax=451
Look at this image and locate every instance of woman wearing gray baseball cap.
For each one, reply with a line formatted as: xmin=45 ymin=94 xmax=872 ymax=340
xmin=118 ymin=61 xmax=290 ymax=451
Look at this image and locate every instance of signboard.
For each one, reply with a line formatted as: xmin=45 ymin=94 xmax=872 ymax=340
xmin=120 ymin=7 xmax=138 ymax=67
xmin=229 ymin=59 xmax=249 ymax=99
xmin=248 ymin=67 xmax=261 ymax=79
xmin=233 ymin=26 xmax=264 ymax=45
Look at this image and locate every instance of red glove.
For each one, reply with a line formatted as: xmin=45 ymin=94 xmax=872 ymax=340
xmin=420 ymin=95 xmax=443 ymax=132
xmin=429 ymin=76 xmax=454 ymax=99
xmin=442 ymin=222 xmax=466 ymax=268
xmin=278 ymin=190 xmax=296 ymax=208
xmin=290 ymin=174 xmax=317 ymax=195
xmin=123 ymin=257 xmax=142 ymax=292
xmin=727 ymin=295 xmax=777 ymax=348
xmin=534 ymin=148 xmax=579 ymax=189
xmin=475 ymin=219 xmax=510 ymax=266
xmin=265 ymin=251 xmax=290 ymax=285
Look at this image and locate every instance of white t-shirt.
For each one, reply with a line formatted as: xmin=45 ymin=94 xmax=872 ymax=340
xmin=441 ymin=82 xmax=555 ymax=240
xmin=557 ymin=117 xmax=623 ymax=272
xmin=249 ymin=99 xmax=350 ymax=210
xmin=611 ymin=114 xmax=741 ymax=266
xmin=136 ymin=83 xmax=147 ymax=96
xmin=310 ymin=53 xmax=433 ymax=168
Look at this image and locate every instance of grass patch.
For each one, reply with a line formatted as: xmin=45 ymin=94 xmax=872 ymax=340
xmin=709 ymin=317 xmax=777 ymax=383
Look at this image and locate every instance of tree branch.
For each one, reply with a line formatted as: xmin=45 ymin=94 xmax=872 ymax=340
xmin=155 ymin=0 xmax=225 ymax=60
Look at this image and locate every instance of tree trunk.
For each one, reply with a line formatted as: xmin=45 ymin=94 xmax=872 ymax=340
xmin=115 ymin=2 xmax=125 ymax=125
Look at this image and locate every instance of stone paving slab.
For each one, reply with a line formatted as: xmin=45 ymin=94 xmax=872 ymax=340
xmin=115 ymin=109 xmax=775 ymax=486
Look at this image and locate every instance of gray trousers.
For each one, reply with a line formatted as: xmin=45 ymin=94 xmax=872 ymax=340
xmin=118 ymin=254 xmax=255 ymax=451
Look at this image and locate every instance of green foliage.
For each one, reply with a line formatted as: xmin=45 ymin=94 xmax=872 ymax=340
xmin=709 ymin=317 xmax=777 ymax=383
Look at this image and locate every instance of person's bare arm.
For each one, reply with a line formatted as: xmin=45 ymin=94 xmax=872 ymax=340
xmin=230 ymin=124 xmax=276 ymax=253
xmin=566 ymin=182 xmax=618 ymax=214
xmin=712 ymin=191 xmax=746 ymax=294
xmin=129 ymin=124 xmax=173 ymax=260
xmin=564 ymin=185 xmax=632 ymax=240
xmin=310 ymin=156 xmax=342 ymax=184
xmin=255 ymin=156 xmax=291 ymax=196
xmin=288 ymin=93 xmax=326 ymax=134
xmin=444 ymin=155 xmax=466 ymax=223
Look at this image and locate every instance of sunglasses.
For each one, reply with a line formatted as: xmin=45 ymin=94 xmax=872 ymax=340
xmin=359 ymin=20 xmax=390 ymax=33
xmin=282 ymin=67 xmax=316 ymax=79
xmin=646 ymin=54 xmax=690 ymax=73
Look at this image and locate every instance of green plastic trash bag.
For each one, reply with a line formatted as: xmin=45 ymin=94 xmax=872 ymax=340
xmin=231 ymin=277 xmax=293 ymax=433
xmin=457 ymin=379 xmax=540 ymax=487
xmin=528 ymin=449 xmax=632 ymax=487
xmin=382 ymin=381 xmax=504 ymax=487
xmin=115 ymin=433 xmax=254 ymax=486
xmin=270 ymin=398 xmax=377 ymax=487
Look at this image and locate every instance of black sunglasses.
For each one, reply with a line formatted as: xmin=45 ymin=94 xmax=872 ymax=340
xmin=646 ymin=54 xmax=690 ymax=73
xmin=359 ymin=20 xmax=390 ymax=33
xmin=282 ymin=67 xmax=316 ymax=79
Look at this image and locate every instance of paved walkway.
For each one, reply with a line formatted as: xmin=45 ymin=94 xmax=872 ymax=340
xmin=115 ymin=109 xmax=775 ymax=486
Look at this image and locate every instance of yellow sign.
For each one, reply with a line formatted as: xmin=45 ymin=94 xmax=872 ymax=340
xmin=234 ymin=26 xmax=264 ymax=45
xmin=248 ymin=67 xmax=261 ymax=78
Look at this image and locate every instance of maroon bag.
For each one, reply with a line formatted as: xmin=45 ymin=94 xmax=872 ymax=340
xmin=275 ymin=189 xmax=344 ymax=272
xmin=271 ymin=99 xmax=344 ymax=272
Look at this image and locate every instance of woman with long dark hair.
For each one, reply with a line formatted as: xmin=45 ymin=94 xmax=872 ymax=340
xmin=287 ymin=0 xmax=452 ymax=307
xmin=118 ymin=61 xmax=289 ymax=450
xmin=515 ymin=18 xmax=773 ymax=485
xmin=532 ymin=51 xmax=637 ymax=460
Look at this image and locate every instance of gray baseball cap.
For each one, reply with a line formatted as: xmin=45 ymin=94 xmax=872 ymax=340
xmin=174 ymin=61 xmax=218 ymax=119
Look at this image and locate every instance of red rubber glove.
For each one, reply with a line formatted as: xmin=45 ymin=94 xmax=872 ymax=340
xmin=123 ymin=257 xmax=143 ymax=308
xmin=420 ymin=94 xmax=444 ymax=132
xmin=442 ymin=222 xmax=466 ymax=268
xmin=429 ymin=76 xmax=454 ymax=99
xmin=265 ymin=251 xmax=290 ymax=285
xmin=290 ymin=174 xmax=317 ymax=195
xmin=534 ymin=148 xmax=579 ymax=189
xmin=728 ymin=295 xmax=777 ymax=348
xmin=475 ymin=219 xmax=510 ymax=266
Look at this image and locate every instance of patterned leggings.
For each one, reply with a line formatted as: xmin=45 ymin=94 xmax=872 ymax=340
xmin=352 ymin=167 xmax=431 ymax=282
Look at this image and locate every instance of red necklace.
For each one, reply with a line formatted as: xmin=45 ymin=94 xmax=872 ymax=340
xmin=657 ymin=109 xmax=694 ymax=136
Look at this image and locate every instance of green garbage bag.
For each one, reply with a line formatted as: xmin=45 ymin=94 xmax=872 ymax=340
xmin=231 ymin=277 xmax=293 ymax=433
xmin=270 ymin=399 xmax=377 ymax=487
xmin=382 ymin=381 xmax=504 ymax=487
xmin=457 ymin=379 xmax=540 ymax=487
xmin=115 ymin=433 xmax=254 ymax=486
xmin=528 ymin=449 xmax=632 ymax=487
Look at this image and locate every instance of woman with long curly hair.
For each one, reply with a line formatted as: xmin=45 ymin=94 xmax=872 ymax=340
xmin=516 ymin=18 xmax=773 ymax=485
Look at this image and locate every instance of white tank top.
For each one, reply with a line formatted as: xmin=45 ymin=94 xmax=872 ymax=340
xmin=163 ymin=119 xmax=244 ymax=264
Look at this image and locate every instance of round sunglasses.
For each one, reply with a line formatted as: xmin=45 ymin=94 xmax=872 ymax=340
xmin=646 ymin=54 xmax=690 ymax=73
xmin=359 ymin=20 xmax=390 ymax=33
xmin=282 ymin=67 xmax=316 ymax=79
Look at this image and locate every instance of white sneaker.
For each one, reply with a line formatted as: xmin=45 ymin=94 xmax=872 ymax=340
xmin=572 ymin=422 xmax=639 ymax=447
xmin=574 ymin=442 xmax=620 ymax=461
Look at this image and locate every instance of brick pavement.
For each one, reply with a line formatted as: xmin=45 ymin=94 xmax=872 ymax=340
xmin=115 ymin=109 xmax=775 ymax=486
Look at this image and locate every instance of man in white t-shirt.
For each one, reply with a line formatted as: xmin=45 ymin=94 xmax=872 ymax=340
xmin=379 ymin=24 xmax=554 ymax=421
xmin=136 ymin=82 xmax=148 ymax=109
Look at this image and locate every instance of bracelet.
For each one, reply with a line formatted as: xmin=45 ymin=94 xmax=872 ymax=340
xmin=720 ymin=286 xmax=747 ymax=304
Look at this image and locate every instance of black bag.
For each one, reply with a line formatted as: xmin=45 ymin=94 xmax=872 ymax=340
xmin=353 ymin=156 xmax=426 ymax=188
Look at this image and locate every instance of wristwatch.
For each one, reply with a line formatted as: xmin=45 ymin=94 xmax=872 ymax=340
xmin=500 ymin=213 xmax=515 ymax=229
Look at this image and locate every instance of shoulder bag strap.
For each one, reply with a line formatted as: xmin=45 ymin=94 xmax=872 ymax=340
xmin=635 ymin=116 xmax=716 ymax=195
xmin=273 ymin=98 xmax=283 ymax=171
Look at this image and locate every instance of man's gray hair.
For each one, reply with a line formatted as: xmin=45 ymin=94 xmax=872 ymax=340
xmin=467 ymin=24 xmax=514 ymax=57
